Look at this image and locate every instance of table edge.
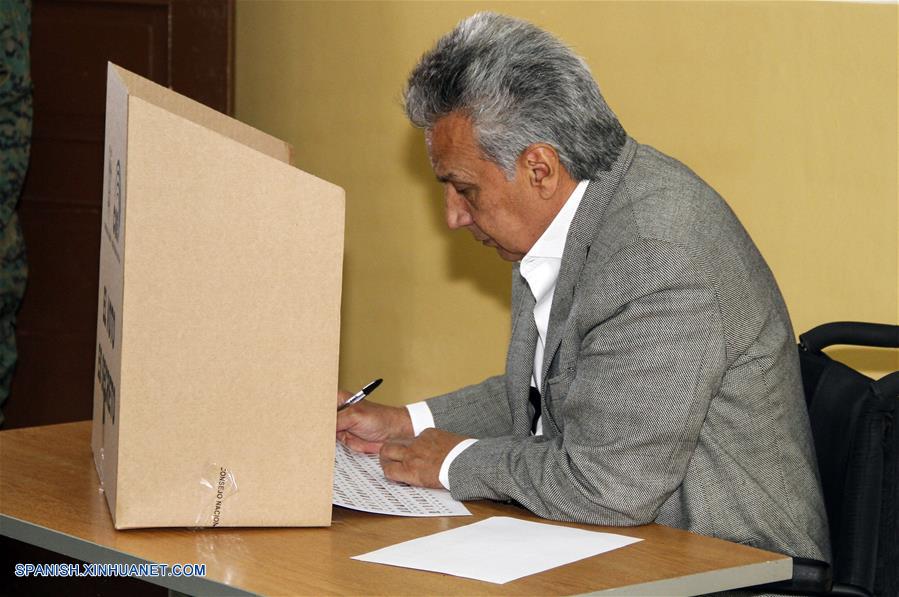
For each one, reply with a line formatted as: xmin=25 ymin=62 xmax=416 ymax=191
xmin=2 ymin=514 xmax=256 ymax=597
xmin=586 ymin=556 xmax=792 ymax=596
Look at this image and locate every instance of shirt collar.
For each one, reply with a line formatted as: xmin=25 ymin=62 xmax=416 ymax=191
xmin=522 ymin=180 xmax=590 ymax=263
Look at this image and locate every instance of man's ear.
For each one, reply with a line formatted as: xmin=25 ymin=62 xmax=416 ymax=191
xmin=520 ymin=144 xmax=561 ymax=199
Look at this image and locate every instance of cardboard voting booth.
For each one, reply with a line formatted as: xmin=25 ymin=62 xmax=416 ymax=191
xmin=91 ymin=64 xmax=344 ymax=529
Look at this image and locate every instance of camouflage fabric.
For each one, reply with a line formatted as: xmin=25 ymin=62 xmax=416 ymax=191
xmin=0 ymin=0 xmax=32 ymax=425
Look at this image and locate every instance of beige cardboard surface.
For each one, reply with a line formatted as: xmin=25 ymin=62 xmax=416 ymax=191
xmin=114 ymin=66 xmax=292 ymax=165
xmin=91 ymin=65 xmax=129 ymax=521
xmin=91 ymin=63 xmax=344 ymax=529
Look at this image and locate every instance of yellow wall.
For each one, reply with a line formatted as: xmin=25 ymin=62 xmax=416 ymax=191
xmin=235 ymin=1 xmax=898 ymax=404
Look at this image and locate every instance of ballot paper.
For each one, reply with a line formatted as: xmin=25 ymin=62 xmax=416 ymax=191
xmin=352 ymin=516 xmax=643 ymax=584
xmin=332 ymin=442 xmax=471 ymax=517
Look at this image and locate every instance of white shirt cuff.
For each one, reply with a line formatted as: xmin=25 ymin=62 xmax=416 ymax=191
xmin=405 ymin=401 xmax=435 ymax=436
xmin=438 ymin=438 xmax=478 ymax=490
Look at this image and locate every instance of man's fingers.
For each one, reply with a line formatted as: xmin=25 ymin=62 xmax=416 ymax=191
xmin=380 ymin=459 xmax=408 ymax=484
xmin=336 ymin=403 xmax=368 ymax=433
xmin=335 ymin=409 xmax=354 ymax=433
xmin=341 ymin=434 xmax=382 ymax=454
xmin=336 ymin=389 xmax=352 ymax=407
xmin=378 ymin=430 xmax=467 ymax=489
xmin=378 ymin=440 xmax=409 ymax=463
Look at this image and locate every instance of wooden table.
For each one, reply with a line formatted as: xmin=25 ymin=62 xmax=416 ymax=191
xmin=1 ymin=422 xmax=791 ymax=595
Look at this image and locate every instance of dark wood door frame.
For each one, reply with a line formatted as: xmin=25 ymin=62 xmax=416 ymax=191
xmin=5 ymin=0 xmax=234 ymax=429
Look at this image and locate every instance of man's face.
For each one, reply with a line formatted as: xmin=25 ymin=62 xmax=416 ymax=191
xmin=427 ymin=113 xmax=541 ymax=262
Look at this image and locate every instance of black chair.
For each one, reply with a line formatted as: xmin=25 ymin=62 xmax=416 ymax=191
xmin=767 ymin=322 xmax=898 ymax=596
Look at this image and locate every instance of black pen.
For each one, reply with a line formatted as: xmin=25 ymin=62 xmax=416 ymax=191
xmin=337 ymin=378 xmax=383 ymax=411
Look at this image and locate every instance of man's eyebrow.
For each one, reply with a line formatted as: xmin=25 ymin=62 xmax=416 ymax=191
xmin=436 ymin=172 xmax=474 ymax=185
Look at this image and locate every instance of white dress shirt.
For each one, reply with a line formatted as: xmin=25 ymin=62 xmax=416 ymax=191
xmin=407 ymin=180 xmax=589 ymax=489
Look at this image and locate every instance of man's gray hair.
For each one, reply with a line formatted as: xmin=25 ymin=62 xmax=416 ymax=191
xmin=404 ymin=12 xmax=626 ymax=180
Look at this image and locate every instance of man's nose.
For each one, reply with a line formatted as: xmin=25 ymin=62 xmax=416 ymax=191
xmin=444 ymin=190 xmax=473 ymax=230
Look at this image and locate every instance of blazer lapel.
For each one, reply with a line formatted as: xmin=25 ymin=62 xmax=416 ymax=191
xmin=539 ymin=137 xmax=638 ymax=392
xmin=506 ymin=264 xmax=538 ymax=435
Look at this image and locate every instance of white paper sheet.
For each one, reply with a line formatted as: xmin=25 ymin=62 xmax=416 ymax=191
xmin=332 ymin=441 xmax=471 ymax=517
xmin=352 ymin=516 xmax=643 ymax=584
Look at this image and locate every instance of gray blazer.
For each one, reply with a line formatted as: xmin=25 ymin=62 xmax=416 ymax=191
xmin=427 ymin=137 xmax=830 ymax=562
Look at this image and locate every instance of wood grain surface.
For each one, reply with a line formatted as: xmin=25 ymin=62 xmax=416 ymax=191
xmin=1 ymin=422 xmax=790 ymax=595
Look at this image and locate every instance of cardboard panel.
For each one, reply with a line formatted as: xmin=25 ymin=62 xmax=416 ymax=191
xmin=91 ymin=63 xmax=344 ymax=528
xmin=114 ymin=66 xmax=291 ymax=164
xmin=91 ymin=64 xmax=129 ymax=523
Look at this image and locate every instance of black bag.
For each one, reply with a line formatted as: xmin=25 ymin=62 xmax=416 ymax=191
xmin=798 ymin=322 xmax=898 ymax=597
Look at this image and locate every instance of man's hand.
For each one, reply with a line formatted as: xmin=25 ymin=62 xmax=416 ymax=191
xmin=379 ymin=428 xmax=468 ymax=489
xmin=336 ymin=390 xmax=414 ymax=453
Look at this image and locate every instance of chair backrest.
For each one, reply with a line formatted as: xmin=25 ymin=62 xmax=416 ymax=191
xmin=798 ymin=322 xmax=899 ymax=597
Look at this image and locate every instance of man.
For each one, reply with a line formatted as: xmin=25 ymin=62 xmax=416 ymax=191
xmin=337 ymin=12 xmax=830 ymax=563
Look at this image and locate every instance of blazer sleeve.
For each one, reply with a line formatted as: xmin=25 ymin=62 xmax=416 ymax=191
xmin=444 ymin=239 xmax=728 ymax=525
xmin=426 ymin=375 xmax=514 ymax=438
